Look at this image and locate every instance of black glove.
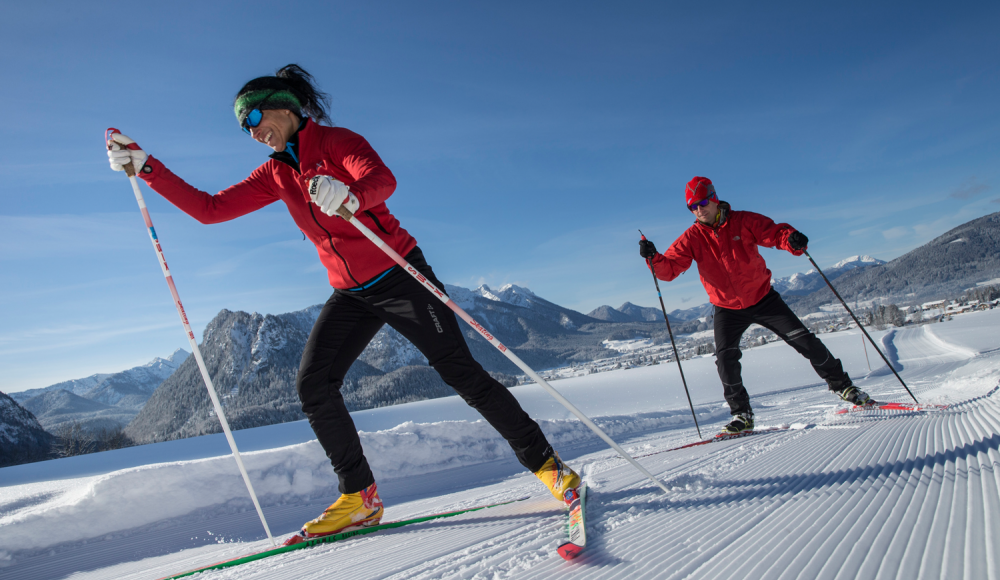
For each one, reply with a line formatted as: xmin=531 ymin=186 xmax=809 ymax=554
xmin=639 ymin=239 xmax=658 ymax=259
xmin=788 ymin=231 xmax=809 ymax=251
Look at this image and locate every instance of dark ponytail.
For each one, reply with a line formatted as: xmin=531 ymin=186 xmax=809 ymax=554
xmin=274 ymin=65 xmax=332 ymax=125
xmin=234 ymin=64 xmax=333 ymax=126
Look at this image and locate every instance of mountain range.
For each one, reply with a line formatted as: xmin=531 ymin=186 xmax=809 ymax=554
xmin=771 ymin=255 xmax=886 ymax=296
xmin=124 ymin=284 xmax=677 ymax=444
xmin=9 ymin=349 xmax=189 ymax=434
xmin=785 ymin=211 xmax=1000 ymax=312
xmin=6 ymin=210 xmax=999 ymax=454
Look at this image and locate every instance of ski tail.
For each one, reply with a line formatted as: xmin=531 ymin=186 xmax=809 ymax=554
xmin=557 ymin=484 xmax=587 ymax=560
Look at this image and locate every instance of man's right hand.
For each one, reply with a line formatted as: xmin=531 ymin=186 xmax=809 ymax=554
xmin=788 ymin=231 xmax=809 ymax=251
xmin=639 ymin=239 xmax=658 ymax=259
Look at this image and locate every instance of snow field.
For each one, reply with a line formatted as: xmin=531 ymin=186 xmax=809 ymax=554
xmin=0 ymin=309 xmax=998 ymax=579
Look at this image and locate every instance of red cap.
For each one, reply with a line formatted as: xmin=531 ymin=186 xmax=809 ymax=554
xmin=685 ymin=176 xmax=718 ymax=207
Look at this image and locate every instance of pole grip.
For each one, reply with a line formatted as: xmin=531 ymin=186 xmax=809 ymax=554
xmin=336 ymin=205 xmax=355 ymax=221
xmin=105 ymin=127 xmax=137 ymax=178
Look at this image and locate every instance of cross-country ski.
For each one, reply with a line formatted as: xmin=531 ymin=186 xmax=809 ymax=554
xmin=557 ymin=484 xmax=588 ymax=561
xmin=157 ymin=498 xmax=528 ymax=580
xmin=835 ymin=401 xmax=951 ymax=415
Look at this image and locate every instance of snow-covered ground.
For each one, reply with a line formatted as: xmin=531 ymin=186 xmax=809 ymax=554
xmin=2 ymin=309 xmax=999 ymax=579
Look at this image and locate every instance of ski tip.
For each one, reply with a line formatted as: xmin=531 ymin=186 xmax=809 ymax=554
xmin=558 ymin=541 xmax=585 ymax=560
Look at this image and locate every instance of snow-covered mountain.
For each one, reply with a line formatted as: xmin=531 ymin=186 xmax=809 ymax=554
xmin=85 ymin=350 xmax=191 ymax=408
xmin=588 ymin=302 xmax=666 ymax=323
xmin=468 ymin=283 xmax=595 ymax=330
xmin=771 ymin=255 xmax=885 ymax=296
xmin=10 ymin=349 xmax=190 ymax=434
xmin=789 ymin=211 xmax=1000 ymax=310
xmin=10 ymin=349 xmax=189 ymax=407
xmin=667 ymin=301 xmax=716 ymax=322
xmin=124 ymin=283 xmax=679 ymax=443
xmin=0 ymin=391 xmax=53 ymax=467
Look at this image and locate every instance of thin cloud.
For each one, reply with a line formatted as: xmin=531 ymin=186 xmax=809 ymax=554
xmin=882 ymin=226 xmax=910 ymax=240
xmin=949 ymin=177 xmax=989 ymax=200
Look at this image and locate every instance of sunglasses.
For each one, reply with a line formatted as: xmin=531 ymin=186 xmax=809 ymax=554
xmin=241 ymin=91 xmax=278 ymax=134
xmin=688 ymin=197 xmax=716 ymax=211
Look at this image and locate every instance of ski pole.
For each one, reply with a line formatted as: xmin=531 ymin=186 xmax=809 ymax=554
xmin=332 ymin=204 xmax=673 ymax=495
xmin=639 ymin=231 xmax=702 ymax=439
xmin=803 ymin=250 xmax=918 ymax=404
xmin=861 ymin=333 xmax=872 ymax=372
xmin=106 ymin=129 xmax=276 ymax=546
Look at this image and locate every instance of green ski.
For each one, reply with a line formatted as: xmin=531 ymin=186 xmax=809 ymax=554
xmin=158 ymin=497 xmax=528 ymax=580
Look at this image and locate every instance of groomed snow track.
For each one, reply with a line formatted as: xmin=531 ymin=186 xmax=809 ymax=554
xmin=541 ymin=387 xmax=1000 ymax=580
xmin=51 ymin=386 xmax=995 ymax=580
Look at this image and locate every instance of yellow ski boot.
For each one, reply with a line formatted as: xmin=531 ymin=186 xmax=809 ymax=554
xmin=300 ymin=482 xmax=384 ymax=538
xmin=534 ymin=451 xmax=581 ymax=504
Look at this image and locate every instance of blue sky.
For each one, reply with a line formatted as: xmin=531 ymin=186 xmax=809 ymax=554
xmin=2 ymin=1 xmax=998 ymax=393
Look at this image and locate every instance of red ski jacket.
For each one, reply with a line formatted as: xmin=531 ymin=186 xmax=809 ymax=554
xmin=139 ymin=120 xmax=416 ymax=289
xmin=649 ymin=202 xmax=803 ymax=310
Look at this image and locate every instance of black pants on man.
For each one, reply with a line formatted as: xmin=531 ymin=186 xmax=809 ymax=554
xmin=714 ymin=289 xmax=852 ymax=415
xmin=296 ymin=247 xmax=552 ymax=493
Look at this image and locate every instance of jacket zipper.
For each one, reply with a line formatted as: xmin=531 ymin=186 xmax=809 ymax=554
xmin=365 ymin=210 xmax=390 ymax=235
xmin=307 ymin=203 xmax=361 ymax=287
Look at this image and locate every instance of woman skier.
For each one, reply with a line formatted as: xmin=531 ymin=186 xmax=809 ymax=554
xmin=107 ymin=64 xmax=579 ymax=539
xmin=639 ymin=177 xmax=872 ymax=434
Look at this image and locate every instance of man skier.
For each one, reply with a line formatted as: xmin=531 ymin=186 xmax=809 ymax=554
xmin=107 ymin=64 xmax=579 ymax=540
xmin=638 ymin=177 xmax=872 ymax=434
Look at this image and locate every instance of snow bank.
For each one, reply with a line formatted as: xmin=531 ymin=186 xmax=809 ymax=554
xmin=0 ymin=406 xmax=726 ymax=554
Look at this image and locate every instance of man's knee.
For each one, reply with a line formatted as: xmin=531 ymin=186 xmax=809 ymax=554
xmin=715 ymin=346 xmax=742 ymax=363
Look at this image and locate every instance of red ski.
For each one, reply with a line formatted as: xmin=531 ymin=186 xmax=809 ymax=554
xmin=636 ymin=426 xmax=793 ymax=459
xmin=557 ymin=484 xmax=587 ymax=560
xmin=835 ymin=401 xmax=949 ymax=415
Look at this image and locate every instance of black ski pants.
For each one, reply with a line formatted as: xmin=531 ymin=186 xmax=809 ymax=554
xmin=296 ymin=247 xmax=551 ymax=494
xmin=714 ymin=289 xmax=851 ymax=416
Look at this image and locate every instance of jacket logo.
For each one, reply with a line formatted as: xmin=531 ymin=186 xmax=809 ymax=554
xmin=733 ymin=235 xmax=741 ymax=240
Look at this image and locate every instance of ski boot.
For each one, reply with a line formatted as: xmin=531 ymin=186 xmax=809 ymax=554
xmin=534 ymin=451 xmax=581 ymax=504
xmin=720 ymin=412 xmax=754 ymax=435
xmin=299 ymin=482 xmax=383 ymax=539
xmin=837 ymin=385 xmax=874 ymax=407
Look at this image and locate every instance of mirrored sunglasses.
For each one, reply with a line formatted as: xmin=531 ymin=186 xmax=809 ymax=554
xmin=240 ymin=90 xmax=278 ymax=135
xmin=241 ymin=109 xmax=264 ymax=134
xmin=688 ymin=197 xmax=715 ymax=211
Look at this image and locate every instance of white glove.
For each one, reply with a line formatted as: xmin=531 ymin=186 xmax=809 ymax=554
xmin=309 ymin=175 xmax=360 ymax=216
xmin=107 ymin=133 xmax=149 ymax=175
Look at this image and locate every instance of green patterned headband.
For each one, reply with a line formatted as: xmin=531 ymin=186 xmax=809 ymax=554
xmin=234 ymin=89 xmax=303 ymax=125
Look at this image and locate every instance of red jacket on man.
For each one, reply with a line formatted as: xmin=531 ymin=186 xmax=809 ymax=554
xmin=650 ymin=202 xmax=803 ymax=310
xmin=139 ymin=119 xmax=417 ymax=289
